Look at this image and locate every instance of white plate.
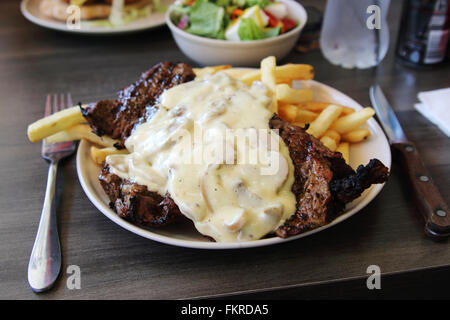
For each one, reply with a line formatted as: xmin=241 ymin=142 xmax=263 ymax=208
xmin=76 ymin=79 xmax=391 ymax=249
xmin=21 ymin=0 xmax=171 ymax=35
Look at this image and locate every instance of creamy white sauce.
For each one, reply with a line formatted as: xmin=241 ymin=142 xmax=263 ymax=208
xmin=106 ymin=72 xmax=296 ymax=242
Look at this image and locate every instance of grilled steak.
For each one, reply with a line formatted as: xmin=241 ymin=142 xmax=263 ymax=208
xmin=81 ymin=61 xmax=195 ymax=227
xmin=99 ymin=165 xmax=186 ymax=227
xmin=269 ymin=115 xmax=389 ymax=238
xmin=81 ymin=61 xmax=196 ymax=148
xmin=82 ymin=62 xmax=389 ymax=237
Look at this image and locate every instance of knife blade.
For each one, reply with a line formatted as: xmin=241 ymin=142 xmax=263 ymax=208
xmin=370 ymin=84 xmax=449 ymax=240
xmin=370 ymin=85 xmax=408 ymax=143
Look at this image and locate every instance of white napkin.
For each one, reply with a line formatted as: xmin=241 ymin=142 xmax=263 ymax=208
xmin=414 ymin=88 xmax=450 ymax=138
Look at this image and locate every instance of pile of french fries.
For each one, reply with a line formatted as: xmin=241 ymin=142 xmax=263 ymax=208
xmin=27 ymin=56 xmax=375 ymax=165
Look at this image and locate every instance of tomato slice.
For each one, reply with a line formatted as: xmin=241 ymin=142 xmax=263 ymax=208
xmin=281 ymin=18 xmax=297 ymax=33
xmin=263 ymin=9 xmax=279 ymax=28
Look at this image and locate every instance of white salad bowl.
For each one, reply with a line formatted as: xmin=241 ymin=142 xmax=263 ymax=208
xmin=165 ymin=0 xmax=308 ymax=66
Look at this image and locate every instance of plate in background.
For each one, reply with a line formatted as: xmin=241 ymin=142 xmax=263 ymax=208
xmin=21 ymin=0 xmax=171 ymax=35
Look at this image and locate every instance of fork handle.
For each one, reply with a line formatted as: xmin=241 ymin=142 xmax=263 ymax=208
xmin=27 ymin=162 xmax=61 ymax=292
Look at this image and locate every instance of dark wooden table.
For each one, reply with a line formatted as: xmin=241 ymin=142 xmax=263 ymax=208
xmin=1 ymin=0 xmax=449 ymax=300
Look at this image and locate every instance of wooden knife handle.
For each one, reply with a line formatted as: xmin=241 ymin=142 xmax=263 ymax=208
xmin=392 ymin=142 xmax=450 ymax=240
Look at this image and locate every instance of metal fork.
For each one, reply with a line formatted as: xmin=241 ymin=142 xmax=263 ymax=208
xmin=28 ymin=94 xmax=77 ymax=293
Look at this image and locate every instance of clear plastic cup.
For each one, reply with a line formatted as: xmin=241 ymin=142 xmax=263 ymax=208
xmin=320 ymin=0 xmax=391 ymax=69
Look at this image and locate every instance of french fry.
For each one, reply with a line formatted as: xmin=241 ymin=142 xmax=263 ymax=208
xmin=27 ymin=106 xmax=85 ymax=143
xmin=222 ymin=68 xmax=256 ymax=81
xmin=295 ymin=101 xmax=326 ymax=112
xmin=238 ymin=69 xmax=261 ymax=85
xmin=296 ymin=109 xmax=318 ymax=123
xmin=239 ymin=64 xmax=314 ymax=85
xmin=293 ymin=122 xmax=306 ymax=128
xmin=193 ymin=65 xmax=232 ymax=77
xmin=296 ymin=101 xmax=355 ymax=115
xmin=340 ymin=107 xmax=355 ymax=116
xmin=260 ymin=56 xmax=277 ymax=113
xmin=46 ymin=124 xmax=119 ymax=148
xmin=306 ymin=104 xmax=343 ymax=138
xmin=320 ymin=136 xmax=337 ymax=151
xmin=276 ymin=78 xmax=293 ymax=86
xmin=336 ymin=142 xmax=350 ymax=164
xmin=261 ymin=56 xmax=277 ymax=90
xmin=274 ymin=64 xmax=314 ymax=81
xmin=330 ymin=107 xmax=375 ymax=134
xmin=90 ymin=146 xmax=128 ymax=164
xmin=278 ymin=104 xmax=318 ymax=123
xmin=278 ymin=103 xmax=298 ymax=123
xmin=323 ymin=129 xmax=341 ymax=144
xmin=276 ymin=84 xmax=314 ymax=104
xmin=341 ymin=129 xmax=371 ymax=143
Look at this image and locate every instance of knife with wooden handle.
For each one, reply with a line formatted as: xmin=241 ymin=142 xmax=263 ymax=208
xmin=370 ymin=84 xmax=450 ymax=240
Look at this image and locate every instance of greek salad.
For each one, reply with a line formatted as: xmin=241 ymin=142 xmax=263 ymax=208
xmin=170 ymin=0 xmax=298 ymax=41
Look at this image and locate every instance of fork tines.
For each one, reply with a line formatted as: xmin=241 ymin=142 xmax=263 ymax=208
xmin=45 ymin=93 xmax=73 ymax=116
xmin=42 ymin=93 xmax=77 ymax=158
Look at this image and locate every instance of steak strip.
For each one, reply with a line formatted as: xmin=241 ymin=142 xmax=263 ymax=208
xmin=81 ymin=61 xmax=196 ymax=148
xmin=269 ymin=115 xmax=389 ymax=238
xmin=99 ymin=165 xmax=186 ymax=227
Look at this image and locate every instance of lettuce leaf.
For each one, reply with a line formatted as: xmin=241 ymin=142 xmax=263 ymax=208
xmin=238 ymin=18 xmax=279 ymax=40
xmin=214 ymin=0 xmax=231 ymax=7
xmin=170 ymin=4 xmax=191 ymax=25
xmin=245 ymin=0 xmax=270 ymax=8
xmin=263 ymin=26 xmax=281 ymax=38
xmin=237 ymin=18 xmax=264 ymax=40
xmin=231 ymin=0 xmax=246 ymax=7
xmin=186 ymin=0 xmax=225 ymax=38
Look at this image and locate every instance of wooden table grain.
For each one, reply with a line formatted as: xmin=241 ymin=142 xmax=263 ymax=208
xmin=1 ymin=0 xmax=449 ymax=299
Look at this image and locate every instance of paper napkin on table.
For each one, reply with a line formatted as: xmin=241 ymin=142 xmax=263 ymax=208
xmin=414 ymin=88 xmax=450 ymax=138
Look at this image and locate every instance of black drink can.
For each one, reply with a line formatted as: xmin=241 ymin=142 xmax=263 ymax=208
xmin=396 ymin=0 xmax=450 ymax=66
